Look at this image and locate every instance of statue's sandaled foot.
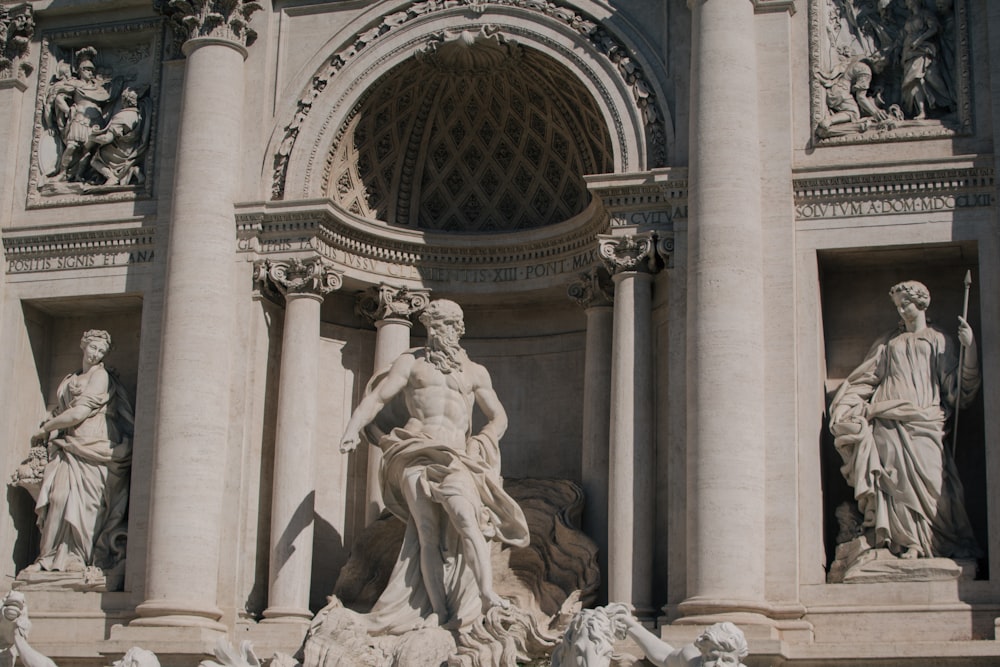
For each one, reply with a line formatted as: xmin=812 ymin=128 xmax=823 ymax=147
xmin=900 ymin=547 xmax=920 ymax=560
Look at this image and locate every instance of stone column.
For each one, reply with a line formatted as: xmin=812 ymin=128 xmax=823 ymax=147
xmin=0 ymin=4 xmax=34 ymax=223
xmin=355 ymin=285 xmax=430 ymax=524
xmin=568 ymin=267 xmax=614 ymax=604
xmin=599 ymin=234 xmax=660 ymax=616
xmin=683 ymin=0 xmax=767 ymax=617
xmin=257 ymin=258 xmax=343 ymax=623
xmin=132 ymin=2 xmax=260 ymax=631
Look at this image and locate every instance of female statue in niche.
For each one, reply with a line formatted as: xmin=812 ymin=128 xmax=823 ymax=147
xmin=900 ymin=0 xmax=954 ymax=119
xmin=829 ymin=281 xmax=981 ymax=562
xmin=22 ymin=330 xmax=134 ymax=579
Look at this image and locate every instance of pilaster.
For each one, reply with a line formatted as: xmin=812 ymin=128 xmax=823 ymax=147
xmin=355 ymin=284 xmax=430 ymax=524
xmin=255 ymin=257 xmax=343 ymax=624
xmin=0 ymin=3 xmax=34 ymax=224
xmin=568 ymin=267 xmax=614 ymax=605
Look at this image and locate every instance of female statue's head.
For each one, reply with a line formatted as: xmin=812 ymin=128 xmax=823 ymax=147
xmin=79 ymin=329 xmax=112 ymax=364
xmin=889 ymin=280 xmax=931 ymax=310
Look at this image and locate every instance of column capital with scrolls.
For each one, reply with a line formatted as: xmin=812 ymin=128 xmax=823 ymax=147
xmin=254 ymin=256 xmax=343 ymax=302
xmin=154 ymin=0 xmax=262 ymax=55
xmin=598 ymin=232 xmax=672 ymax=276
xmin=568 ymin=266 xmax=615 ymax=309
xmin=355 ymin=284 xmax=431 ymax=326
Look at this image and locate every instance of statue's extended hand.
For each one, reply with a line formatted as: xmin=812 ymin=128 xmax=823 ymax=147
xmin=30 ymin=429 xmax=47 ymax=446
xmin=340 ymin=433 xmax=360 ymax=454
xmin=958 ymin=316 xmax=975 ymax=348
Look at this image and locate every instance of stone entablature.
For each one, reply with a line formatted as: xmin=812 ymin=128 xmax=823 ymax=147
xmin=236 ymin=199 xmax=608 ymax=291
xmin=794 ymin=165 xmax=994 ymax=221
xmin=2 ymin=222 xmax=155 ymax=275
xmin=585 ymin=170 xmax=687 ymax=231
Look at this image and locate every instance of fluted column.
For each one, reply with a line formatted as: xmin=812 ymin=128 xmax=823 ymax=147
xmin=683 ymin=0 xmax=767 ymax=617
xmin=257 ymin=258 xmax=343 ymax=623
xmin=356 ymin=285 xmax=430 ymax=524
xmin=600 ymin=234 xmax=660 ymax=616
xmin=133 ymin=1 xmax=260 ymax=630
xmin=568 ymin=267 xmax=614 ymax=604
xmin=0 ymin=4 xmax=34 ymax=223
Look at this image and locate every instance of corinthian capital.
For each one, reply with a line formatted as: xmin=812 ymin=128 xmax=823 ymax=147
xmin=355 ymin=284 xmax=431 ymax=325
xmin=254 ymin=257 xmax=342 ymax=301
xmin=598 ymin=233 xmax=659 ymax=275
xmin=155 ymin=0 xmax=262 ymax=52
xmin=0 ymin=4 xmax=35 ymax=85
xmin=568 ymin=266 xmax=614 ymax=309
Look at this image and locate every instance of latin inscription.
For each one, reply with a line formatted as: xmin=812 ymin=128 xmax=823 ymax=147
xmin=796 ymin=194 xmax=993 ymax=220
xmin=7 ymin=250 xmax=155 ymax=274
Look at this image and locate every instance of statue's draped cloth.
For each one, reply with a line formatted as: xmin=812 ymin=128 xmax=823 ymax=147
xmin=358 ymin=357 xmax=529 ymax=634
xmin=830 ymin=326 xmax=981 ymax=559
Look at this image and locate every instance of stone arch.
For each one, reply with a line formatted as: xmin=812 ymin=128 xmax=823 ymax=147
xmin=268 ymin=2 xmax=671 ymax=205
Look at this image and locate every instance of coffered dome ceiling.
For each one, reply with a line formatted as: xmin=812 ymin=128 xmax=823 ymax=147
xmin=326 ymin=30 xmax=614 ymax=233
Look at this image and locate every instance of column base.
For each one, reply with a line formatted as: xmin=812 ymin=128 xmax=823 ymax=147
xmin=131 ymin=599 xmax=227 ymax=631
xmin=261 ymin=606 xmax=314 ymax=624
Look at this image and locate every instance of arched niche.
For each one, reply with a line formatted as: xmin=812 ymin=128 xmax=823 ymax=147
xmin=267 ymin=3 xmax=672 ymax=206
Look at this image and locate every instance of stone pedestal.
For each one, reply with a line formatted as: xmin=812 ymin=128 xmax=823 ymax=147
xmin=682 ymin=0 xmax=767 ymax=617
xmin=258 ymin=258 xmax=342 ymax=623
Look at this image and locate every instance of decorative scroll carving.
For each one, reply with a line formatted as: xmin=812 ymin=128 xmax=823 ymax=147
xmin=29 ymin=21 xmax=162 ymax=208
xmin=809 ymin=0 xmax=970 ymax=144
xmin=271 ymin=0 xmax=669 ymax=200
xmin=154 ymin=0 xmax=262 ymax=51
xmin=567 ymin=266 xmax=614 ymax=309
xmin=598 ymin=233 xmax=661 ymax=275
xmin=253 ymin=256 xmax=343 ymax=302
xmin=355 ymin=284 xmax=430 ymax=325
xmin=0 ymin=3 xmax=34 ymax=83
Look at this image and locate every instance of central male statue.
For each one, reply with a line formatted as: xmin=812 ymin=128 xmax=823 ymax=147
xmin=340 ymin=299 xmax=529 ymax=633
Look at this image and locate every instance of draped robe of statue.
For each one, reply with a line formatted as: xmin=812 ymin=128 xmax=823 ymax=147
xmin=357 ymin=350 xmax=529 ymax=634
xmin=829 ymin=325 xmax=981 ymax=559
xmin=33 ymin=364 xmax=134 ymax=572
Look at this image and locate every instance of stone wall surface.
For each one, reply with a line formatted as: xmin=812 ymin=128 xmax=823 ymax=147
xmin=0 ymin=0 xmax=999 ymax=665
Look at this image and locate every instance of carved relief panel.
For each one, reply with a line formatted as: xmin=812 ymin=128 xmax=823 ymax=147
xmin=28 ymin=19 xmax=163 ymax=208
xmin=809 ymin=0 xmax=971 ymax=144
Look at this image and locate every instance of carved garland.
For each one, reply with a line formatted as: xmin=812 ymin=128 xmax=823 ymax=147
xmin=271 ymin=0 xmax=668 ymax=200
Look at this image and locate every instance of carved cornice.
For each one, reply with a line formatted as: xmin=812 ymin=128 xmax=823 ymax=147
xmin=253 ymin=256 xmax=343 ymax=304
xmin=355 ymin=284 xmax=430 ymax=325
xmin=567 ymin=266 xmax=614 ymax=309
xmin=271 ymin=0 xmax=669 ymax=199
xmin=793 ymin=166 xmax=995 ymax=221
xmin=598 ymin=232 xmax=661 ymax=275
xmin=2 ymin=223 xmax=155 ymax=274
xmin=0 ymin=3 xmax=34 ymax=84
xmin=236 ymin=199 xmax=608 ymax=290
xmin=155 ymin=0 xmax=262 ymax=53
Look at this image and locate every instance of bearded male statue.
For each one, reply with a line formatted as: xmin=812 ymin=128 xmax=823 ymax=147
xmin=339 ymin=298 xmax=529 ymax=633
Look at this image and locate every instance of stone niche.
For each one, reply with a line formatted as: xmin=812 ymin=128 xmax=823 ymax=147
xmin=7 ymin=298 xmax=142 ymax=578
xmin=817 ymin=242 xmax=987 ymax=581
